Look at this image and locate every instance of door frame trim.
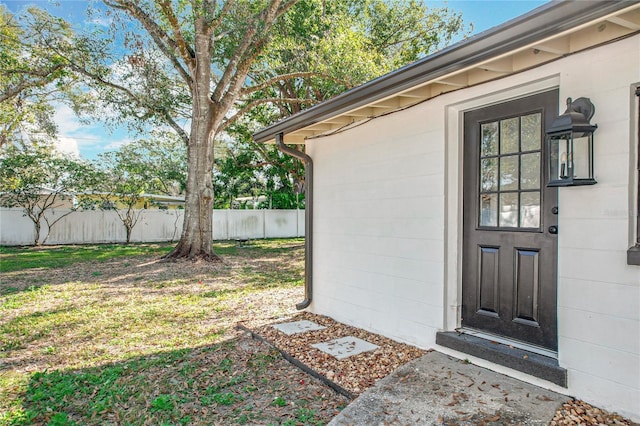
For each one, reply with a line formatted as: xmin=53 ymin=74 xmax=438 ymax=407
xmin=443 ymin=75 xmax=560 ymax=334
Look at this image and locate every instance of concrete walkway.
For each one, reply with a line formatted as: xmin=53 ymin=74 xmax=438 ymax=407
xmin=329 ymin=351 xmax=565 ymax=425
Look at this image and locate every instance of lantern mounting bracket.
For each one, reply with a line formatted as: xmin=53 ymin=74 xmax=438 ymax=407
xmin=565 ymin=97 xmax=595 ymax=122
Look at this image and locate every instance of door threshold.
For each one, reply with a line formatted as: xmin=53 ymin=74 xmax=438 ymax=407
xmin=458 ymin=328 xmax=558 ymax=359
xmin=436 ymin=331 xmax=567 ymax=387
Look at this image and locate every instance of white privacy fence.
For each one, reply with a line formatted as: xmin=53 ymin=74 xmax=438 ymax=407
xmin=0 ymin=208 xmax=305 ymax=246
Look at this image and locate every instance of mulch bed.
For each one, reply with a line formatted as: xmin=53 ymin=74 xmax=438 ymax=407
xmin=551 ymin=400 xmax=639 ymax=426
xmin=239 ymin=311 xmax=427 ymax=396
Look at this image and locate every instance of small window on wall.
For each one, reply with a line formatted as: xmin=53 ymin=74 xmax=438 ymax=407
xmin=629 ymin=86 xmax=640 ymax=265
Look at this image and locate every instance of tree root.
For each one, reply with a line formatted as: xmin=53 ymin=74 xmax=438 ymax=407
xmin=160 ymin=243 xmax=224 ymax=263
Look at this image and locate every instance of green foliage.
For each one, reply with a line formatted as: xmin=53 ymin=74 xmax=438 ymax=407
xmin=217 ymin=0 xmax=469 ymax=210
xmin=213 ymin=135 xmax=305 ymax=210
xmin=0 ymin=6 xmax=87 ymax=147
xmin=0 ymin=142 xmax=97 ymax=245
xmin=4 ymin=1 xmax=469 ymax=255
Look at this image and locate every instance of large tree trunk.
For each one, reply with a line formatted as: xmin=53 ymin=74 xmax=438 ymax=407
xmin=163 ymin=27 xmax=221 ymax=261
xmin=160 ymin=2 xmax=292 ymax=261
xmin=164 ymin=124 xmax=220 ymax=261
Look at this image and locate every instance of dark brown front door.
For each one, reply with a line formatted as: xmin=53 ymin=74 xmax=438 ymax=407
xmin=462 ymin=90 xmax=559 ymax=351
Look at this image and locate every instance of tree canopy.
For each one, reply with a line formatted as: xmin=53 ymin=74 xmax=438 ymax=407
xmin=2 ymin=0 xmax=469 ymax=258
xmin=0 ymin=6 xmax=88 ymax=147
xmin=217 ymin=0 xmax=468 ymax=214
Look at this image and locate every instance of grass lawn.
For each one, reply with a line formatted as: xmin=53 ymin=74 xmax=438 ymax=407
xmin=0 ymin=239 xmax=348 ymax=425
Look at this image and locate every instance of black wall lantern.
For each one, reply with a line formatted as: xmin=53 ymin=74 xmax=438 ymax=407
xmin=546 ymin=97 xmax=597 ymax=187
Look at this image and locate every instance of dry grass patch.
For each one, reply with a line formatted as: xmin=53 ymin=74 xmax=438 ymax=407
xmin=0 ymin=239 xmax=349 ymax=425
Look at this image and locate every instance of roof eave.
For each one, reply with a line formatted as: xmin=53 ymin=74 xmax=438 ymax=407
xmin=253 ymin=0 xmax=631 ymax=144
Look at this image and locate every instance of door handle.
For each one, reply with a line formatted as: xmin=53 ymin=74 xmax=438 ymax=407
xmin=548 ymin=226 xmax=558 ymax=234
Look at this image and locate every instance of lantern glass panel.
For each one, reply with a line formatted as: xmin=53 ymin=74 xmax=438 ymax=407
xmin=548 ymin=134 xmax=572 ymax=182
xmin=572 ymin=135 xmax=592 ymax=180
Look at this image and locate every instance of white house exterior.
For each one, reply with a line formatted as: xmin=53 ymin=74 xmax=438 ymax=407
xmin=255 ymin=1 xmax=640 ymax=420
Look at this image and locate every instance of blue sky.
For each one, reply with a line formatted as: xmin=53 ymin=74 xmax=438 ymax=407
xmin=2 ymin=0 xmax=548 ymax=159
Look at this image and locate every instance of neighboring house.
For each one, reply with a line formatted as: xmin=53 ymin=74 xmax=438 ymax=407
xmin=0 ymin=190 xmax=185 ymax=211
xmin=0 ymin=187 xmax=75 ymax=209
xmin=255 ymin=1 xmax=640 ymax=421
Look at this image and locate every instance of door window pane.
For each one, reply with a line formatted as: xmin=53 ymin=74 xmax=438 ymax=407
xmin=476 ymin=110 xmax=544 ymax=229
xmin=500 ymin=118 xmax=519 ymax=154
xmin=480 ymin=194 xmax=498 ymax=227
xmin=521 ymin=192 xmax=541 ymax=228
xmin=521 ymin=113 xmax=541 ymax=151
xmin=499 ymin=193 xmax=519 ymax=227
xmin=500 ymin=156 xmax=519 ymax=191
xmin=521 ymin=153 xmax=541 ymax=190
xmin=481 ymin=122 xmax=498 ymax=157
xmin=481 ymin=158 xmax=498 ymax=192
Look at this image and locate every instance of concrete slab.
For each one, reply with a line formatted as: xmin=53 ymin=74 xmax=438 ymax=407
xmin=329 ymin=351 xmax=565 ymax=425
xmin=272 ymin=320 xmax=326 ymax=335
xmin=312 ymin=336 xmax=379 ymax=360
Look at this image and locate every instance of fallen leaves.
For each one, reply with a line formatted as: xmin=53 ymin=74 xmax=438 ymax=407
xmin=537 ymin=394 xmax=555 ymax=402
xmin=444 ymin=392 xmax=469 ymax=407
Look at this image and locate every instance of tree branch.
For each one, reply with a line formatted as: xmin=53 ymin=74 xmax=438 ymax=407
xmin=210 ymin=0 xmax=235 ymax=34
xmin=103 ymin=0 xmax=193 ymax=88
xmin=210 ymin=23 xmax=257 ymax=103
xmin=65 ymin=59 xmax=189 ymax=144
xmin=217 ymin=0 xmax=301 ymax=115
xmin=161 ymin=112 xmax=190 ymax=146
xmin=157 ymin=0 xmax=196 ymax=64
xmin=0 ymin=64 xmax=65 ymax=102
xmin=240 ymin=71 xmax=350 ymax=96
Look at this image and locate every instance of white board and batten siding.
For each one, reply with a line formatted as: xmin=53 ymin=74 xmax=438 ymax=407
xmin=305 ymin=34 xmax=640 ymax=420
xmin=0 ymin=208 xmax=305 ymax=245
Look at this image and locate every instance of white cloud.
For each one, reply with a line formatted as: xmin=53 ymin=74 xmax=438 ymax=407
xmin=54 ymin=103 xmax=84 ymax=134
xmin=55 ymin=136 xmax=81 ymax=158
xmin=51 ymin=102 xmax=129 ymax=159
